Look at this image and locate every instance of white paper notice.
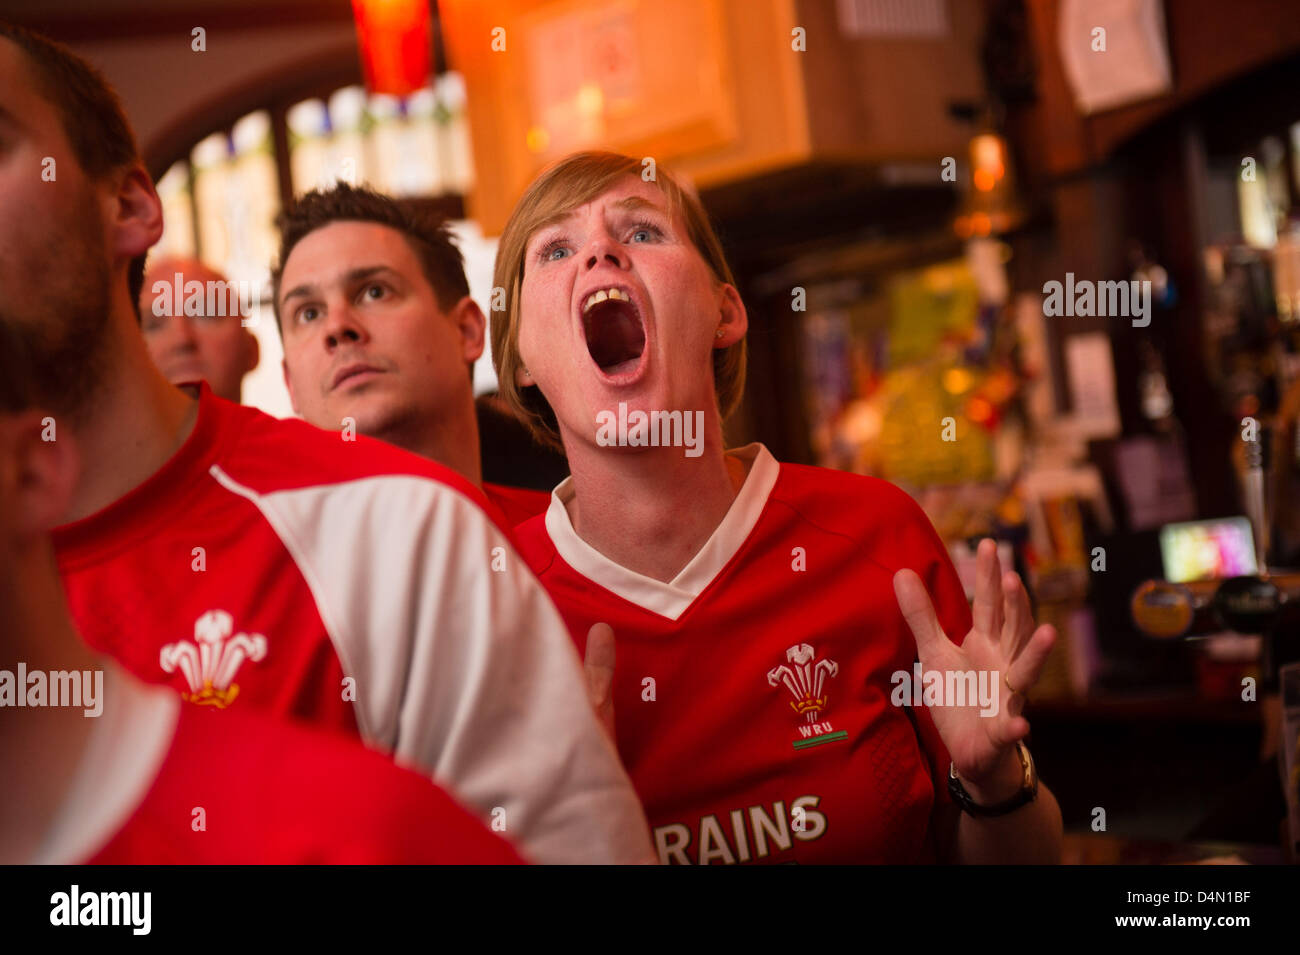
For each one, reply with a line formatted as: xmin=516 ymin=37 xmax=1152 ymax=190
xmin=1058 ymin=0 xmax=1173 ymax=115
xmin=1065 ymin=332 xmax=1121 ymax=439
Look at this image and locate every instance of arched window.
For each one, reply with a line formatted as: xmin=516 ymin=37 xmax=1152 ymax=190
xmin=151 ymin=72 xmax=499 ymax=417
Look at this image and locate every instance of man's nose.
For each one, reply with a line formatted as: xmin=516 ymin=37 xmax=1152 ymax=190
xmin=322 ymin=305 xmax=366 ymax=350
xmin=166 ymin=317 xmax=199 ymax=353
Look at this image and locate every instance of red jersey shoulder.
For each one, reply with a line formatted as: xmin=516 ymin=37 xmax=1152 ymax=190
xmin=91 ymin=706 xmax=524 ymax=864
xmin=215 ymin=398 xmax=477 ymax=496
xmin=771 ymin=463 xmax=930 ymax=543
xmin=209 ymin=394 xmax=496 ymax=518
xmin=484 ymin=483 xmax=553 ymax=527
xmin=512 ymin=512 xmax=556 ymax=575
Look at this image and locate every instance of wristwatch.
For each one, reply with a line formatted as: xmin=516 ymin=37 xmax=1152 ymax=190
xmin=948 ymin=740 xmax=1038 ymax=817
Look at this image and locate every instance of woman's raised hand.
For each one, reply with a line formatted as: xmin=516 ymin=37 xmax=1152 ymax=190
xmin=892 ymin=538 xmax=1056 ymax=797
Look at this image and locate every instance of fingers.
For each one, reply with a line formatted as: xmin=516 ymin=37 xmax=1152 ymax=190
xmin=971 ymin=538 xmax=1004 ymax=640
xmin=996 ymin=679 xmax=1031 ymax=743
xmin=1004 ymin=623 xmax=1056 ymax=700
xmin=998 ymin=712 xmax=1032 ymax=746
xmin=893 ymin=569 xmax=947 ymax=659
xmin=993 ymin=620 xmax=1054 ymax=747
xmin=1002 ymin=569 xmax=1033 ymax=659
xmin=584 ymin=622 xmax=617 ymax=741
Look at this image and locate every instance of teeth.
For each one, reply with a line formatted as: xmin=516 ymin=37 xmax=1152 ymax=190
xmin=583 ymin=287 xmax=630 ymax=313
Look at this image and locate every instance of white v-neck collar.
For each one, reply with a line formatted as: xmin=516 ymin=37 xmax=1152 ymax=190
xmin=545 ymin=443 xmax=780 ymax=620
xmin=32 ymin=663 xmax=180 ymax=864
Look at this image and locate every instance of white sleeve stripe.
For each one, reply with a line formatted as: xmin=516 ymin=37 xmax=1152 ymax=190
xmin=208 ymin=463 xmax=372 ymax=740
xmin=208 ymin=462 xmax=654 ymax=864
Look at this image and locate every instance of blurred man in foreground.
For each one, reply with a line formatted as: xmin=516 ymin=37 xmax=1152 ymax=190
xmin=0 ymin=332 xmax=524 ymax=864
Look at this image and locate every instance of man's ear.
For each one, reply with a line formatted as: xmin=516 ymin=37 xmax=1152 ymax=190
xmin=281 ymin=359 xmax=300 ymax=416
xmin=2 ymin=413 xmax=79 ymax=536
xmin=107 ymin=163 xmax=164 ymax=265
xmin=714 ymin=283 xmax=748 ymax=347
xmin=452 ymin=296 xmax=487 ymax=365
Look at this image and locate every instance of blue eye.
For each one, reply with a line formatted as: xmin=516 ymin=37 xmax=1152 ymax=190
xmin=628 ymin=221 xmax=662 ymax=243
xmin=298 ymin=306 xmax=320 ymax=324
xmin=540 ymin=241 xmax=570 ymax=262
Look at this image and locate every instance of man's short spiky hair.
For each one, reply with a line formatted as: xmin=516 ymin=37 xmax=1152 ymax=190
xmin=271 ymin=182 xmax=471 ymax=337
xmin=0 ymin=20 xmax=146 ymax=308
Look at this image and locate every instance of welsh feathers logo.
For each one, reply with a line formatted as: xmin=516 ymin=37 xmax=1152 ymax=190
xmin=160 ymin=610 xmax=267 ymax=708
xmin=767 ymin=643 xmax=847 ymax=750
xmin=768 ymin=643 xmax=838 ymax=721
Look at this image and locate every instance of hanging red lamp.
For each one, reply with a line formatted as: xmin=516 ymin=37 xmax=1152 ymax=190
xmin=352 ymin=0 xmax=432 ymax=97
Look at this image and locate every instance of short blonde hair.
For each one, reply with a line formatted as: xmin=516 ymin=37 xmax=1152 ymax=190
xmin=490 ymin=151 xmax=746 ymax=450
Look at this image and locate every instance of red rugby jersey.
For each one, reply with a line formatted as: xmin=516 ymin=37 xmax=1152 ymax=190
xmin=52 ymin=383 xmax=652 ymax=865
xmin=484 ymin=482 xmax=553 ymax=528
xmin=30 ymin=667 xmax=522 ymax=864
xmin=513 ymin=444 xmax=973 ymax=864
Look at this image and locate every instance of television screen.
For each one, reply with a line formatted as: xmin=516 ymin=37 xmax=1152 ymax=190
xmin=1159 ymin=517 xmax=1257 ymax=583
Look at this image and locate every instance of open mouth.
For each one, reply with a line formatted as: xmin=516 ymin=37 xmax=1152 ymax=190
xmin=164 ymin=361 xmax=206 ymax=383
xmin=581 ymin=287 xmax=646 ymax=377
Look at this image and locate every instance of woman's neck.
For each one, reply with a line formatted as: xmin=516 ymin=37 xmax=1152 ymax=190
xmin=561 ymin=419 xmax=746 ymax=583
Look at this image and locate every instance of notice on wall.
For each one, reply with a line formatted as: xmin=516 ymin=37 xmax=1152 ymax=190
xmin=1064 ymin=332 xmax=1121 ymax=439
xmin=1058 ymin=0 xmax=1173 ymax=115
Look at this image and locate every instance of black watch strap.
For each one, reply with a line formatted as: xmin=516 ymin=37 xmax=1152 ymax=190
xmin=947 ymin=741 xmax=1038 ymax=818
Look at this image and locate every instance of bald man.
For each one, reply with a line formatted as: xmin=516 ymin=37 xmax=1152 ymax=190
xmin=140 ymin=256 xmax=260 ymax=403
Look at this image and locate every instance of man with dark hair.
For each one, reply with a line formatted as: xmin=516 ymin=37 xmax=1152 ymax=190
xmin=273 ymin=182 xmax=551 ymax=524
xmin=0 ymin=22 xmax=146 ymax=311
xmin=273 ymin=185 xmax=473 ymax=318
xmin=0 ymin=21 xmax=653 ymax=864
